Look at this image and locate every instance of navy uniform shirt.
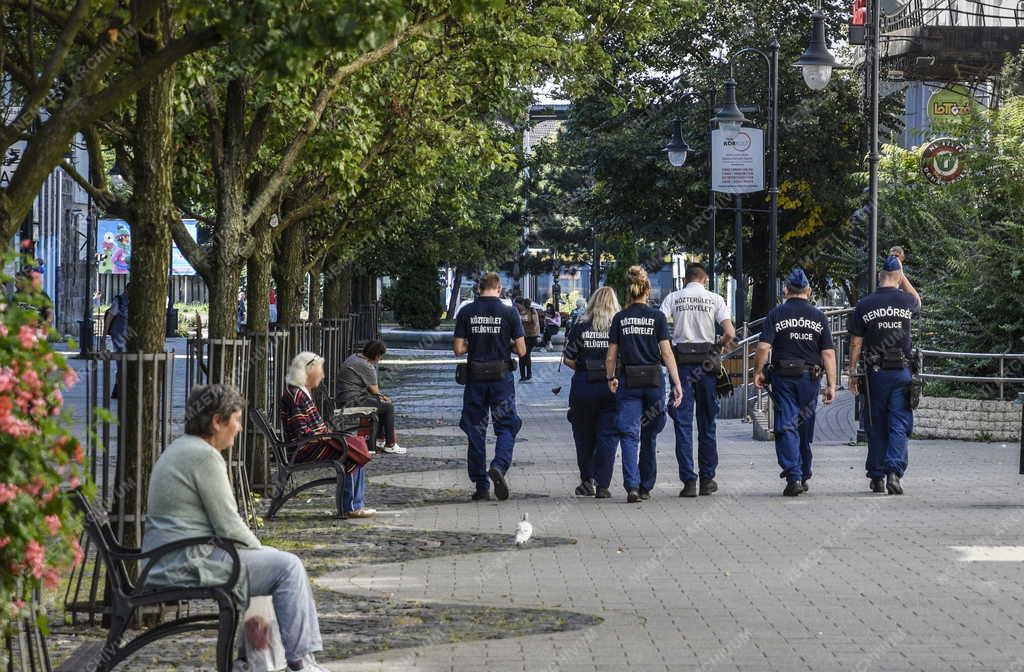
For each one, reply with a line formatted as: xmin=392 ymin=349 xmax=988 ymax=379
xmin=454 ymin=296 xmax=524 ymax=363
xmin=608 ymin=304 xmax=669 ymax=366
xmin=564 ymin=319 xmax=610 ymax=370
xmin=759 ymin=298 xmax=835 ymax=367
xmin=849 ymin=287 xmax=920 ymax=359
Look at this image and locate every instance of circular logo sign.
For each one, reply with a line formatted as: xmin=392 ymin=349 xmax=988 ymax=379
xmin=723 ymin=131 xmax=752 ymax=152
xmin=928 ymin=86 xmax=973 ymax=123
xmin=921 ymin=138 xmax=967 ymax=185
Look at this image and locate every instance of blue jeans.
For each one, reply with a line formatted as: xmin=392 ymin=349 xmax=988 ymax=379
xmin=239 ymin=547 xmax=323 ymax=663
xmin=669 ymin=363 xmax=719 ymax=482
xmin=567 ymin=371 xmax=619 ymax=487
xmin=865 ymin=368 xmax=913 ymax=479
xmin=460 ymin=374 xmax=522 ymax=489
xmin=769 ymin=372 xmax=819 ymax=483
xmin=110 ymin=331 xmax=127 ymax=394
xmin=342 ymin=466 xmax=366 ymax=512
xmin=615 ymin=378 xmax=666 ymax=492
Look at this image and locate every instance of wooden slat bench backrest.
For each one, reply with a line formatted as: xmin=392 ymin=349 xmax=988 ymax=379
xmin=71 ymin=490 xmax=135 ymax=596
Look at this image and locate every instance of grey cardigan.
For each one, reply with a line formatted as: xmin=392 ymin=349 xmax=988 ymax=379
xmin=141 ymin=434 xmax=261 ymax=600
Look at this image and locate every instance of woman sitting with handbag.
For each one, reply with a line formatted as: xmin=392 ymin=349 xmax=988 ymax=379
xmin=280 ymin=352 xmax=375 ymax=518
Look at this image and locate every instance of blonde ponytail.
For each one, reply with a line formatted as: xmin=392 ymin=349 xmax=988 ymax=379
xmin=625 ymin=265 xmax=651 ymax=303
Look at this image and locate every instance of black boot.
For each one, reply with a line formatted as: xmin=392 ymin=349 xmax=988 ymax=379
xmin=626 ymin=490 xmax=641 ymax=503
xmin=801 ymin=480 xmax=809 ymax=493
xmin=783 ymin=481 xmax=803 ymax=497
xmin=679 ymin=480 xmax=698 ymax=498
xmin=638 ymin=489 xmax=651 ymax=501
xmin=595 ymin=487 xmax=611 ymax=499
xmin=886 ymin=473 xmax=903 ymax=495
xmin=471 ymin=488 xmax=491 ymax=501
xmin=488 ymin=467 xmax=510 ymax=501
xmin=699 ymin=478 xmax=718 ymax=496
xmin=870 ymin=478 xmax=885 ymax=493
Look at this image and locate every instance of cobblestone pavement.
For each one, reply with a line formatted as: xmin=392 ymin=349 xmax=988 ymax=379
xmin=318 ymin=350 xmax=1024 ymax=672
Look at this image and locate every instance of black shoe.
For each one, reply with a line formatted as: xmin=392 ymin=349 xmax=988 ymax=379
xmin=471 ymin=489 xmax=491 ymax=501
xmin=595 ymin=487 xmax=611 ymax=499
xmin=488 ymin=467 xmax=510 ymax=501
xmin=886 ymin=473 xmax=903 ymax=495
xmin=626 ymin=490 xmax=641 ymax=503
xmin=679 ymin=480 xmax=698 ymax=498
xmin=801 ymin=480 xmax=809 ymax=493
xmin=783 ymin=481 xmax=803 ymax=497
xmin=870 ymin=478 xmax=885 ymax=493
xmin=581 ymin=481 xmax=596 ymax=496
xmin=638 ymin=489 xmax=651 ymax=501
xmin=699 ymin=478 xmax=718 ymax=496
xmin=574 ymin=483 xmax=587 ymax=496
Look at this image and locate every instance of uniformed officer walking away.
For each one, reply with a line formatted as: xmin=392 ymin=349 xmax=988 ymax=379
xmin=752 ymin=269 xmax=838 ymax=496
xmin=562 ymin=287 xmax=621 ymax=499
xmin=659 ymin=263 xmax=735 ymax=497
xmin=848 ymin=256 xmax=921 ymax=495
xmin=453 ymin=273 xmax=528 ymax=501
xmin=607 ymin=266 xmax=683 ymax=503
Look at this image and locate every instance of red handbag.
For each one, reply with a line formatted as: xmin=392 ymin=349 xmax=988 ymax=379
xmin=342 ymin=434 xmax=372 ymax=473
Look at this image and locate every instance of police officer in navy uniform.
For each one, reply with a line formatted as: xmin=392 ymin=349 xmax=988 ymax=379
xmin=848 ymin=256 xmax=921 ymax=495
xmin=453 ymin=273 xmax=527 ymax=501
xmin=606 ymin=266 xmax=682 ymax=503
xmin=659 ymin=263 xmax=735 ymax=497
xmin=753 ymin=269 xmax=838 ymax=496
xmin=562 ymin=287 xmax=621 ymax=499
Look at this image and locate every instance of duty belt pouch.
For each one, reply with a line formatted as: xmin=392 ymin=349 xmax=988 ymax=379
xmin=469 ymin=360 xmax=507 ymax=382
xmin=624 ymin=364 xmax=662 ymax=389
xmin=881 ymin=349 xmax=907 ymax=369
xmin=674 ymin=342 xmax=714 ymax=365
xmin=585 ymin=359 xmax=609 ymax=384
xmin=455 ymin=363 xmax=468 ymax=385
xmin=775 ymin=359 xmax=807 ymax=377
xmin=908 ymin=374 xmax=924 ymax=410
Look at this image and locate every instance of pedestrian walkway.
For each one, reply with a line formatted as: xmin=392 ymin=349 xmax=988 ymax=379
xmin=318 ymin=355 xmax=1024 ymax=672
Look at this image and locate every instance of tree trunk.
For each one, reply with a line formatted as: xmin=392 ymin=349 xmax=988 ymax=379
xmin=244 ymin=224 xmax=274 ymax=490
xmin=447 ymin=266 xmax=463 ymax=317
xmin=274 ymin=220 xmax=307 ymax=324
xmin=247 ymin=226 xmax=272 ymax=333
xmin=308 ymin=259 xmax=323 ymax=322
xmin=119 ymin=4 xmax=176 ymax=551
xmin=323 ymin=257 xmax=352 ymax=319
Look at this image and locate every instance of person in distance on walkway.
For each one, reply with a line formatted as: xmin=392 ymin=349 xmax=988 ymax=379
xmin=848 ymin=256 xmax=921 ymax=495
xmin=516 ymin=297 xmax=541 ymax=382
xmin=658 ymin=263 xmax=735 ymax=497
xmin=454 ymin=273 xmax=527 ymax=501
xmin=338 ymin=339 xmax=405 ymax=455
xmin=606 ymin=266 xmax=682 ymax=503
xmin=562 ymin=287 xmax=621 ymax=499
xmin=753 ymin=269 xmax=837 ymax=496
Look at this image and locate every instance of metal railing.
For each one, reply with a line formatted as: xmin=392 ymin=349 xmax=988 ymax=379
xmin=917 ymin=349 xmax=1024 ymax=400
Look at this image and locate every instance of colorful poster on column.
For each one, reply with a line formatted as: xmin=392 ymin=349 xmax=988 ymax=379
xmin=97 ymin=218 xmax=197 ymax=275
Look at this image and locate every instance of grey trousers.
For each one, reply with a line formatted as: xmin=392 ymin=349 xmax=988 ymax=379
xmin=240 ymin=547 xmax=323 ymax=662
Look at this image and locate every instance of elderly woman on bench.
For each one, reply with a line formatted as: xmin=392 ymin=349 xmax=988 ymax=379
xmin=280 ymin=351 xmax=375 ymax=518
xmin=142 ymin=384 xmax=330 ymax=672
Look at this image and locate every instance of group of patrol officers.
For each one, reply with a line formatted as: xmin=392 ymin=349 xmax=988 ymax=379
xmin=452 ymin=254 xmax=921 ymax=502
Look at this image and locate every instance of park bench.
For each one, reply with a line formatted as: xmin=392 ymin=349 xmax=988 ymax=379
xmin=249 ymin=407 xmax=376 ymax=519
xmin=66 ymin=489 xmax=242 ymax=672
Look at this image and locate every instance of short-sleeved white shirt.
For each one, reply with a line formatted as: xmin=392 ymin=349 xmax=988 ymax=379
xmin=659 ymin=282 xmax=731 ymax=345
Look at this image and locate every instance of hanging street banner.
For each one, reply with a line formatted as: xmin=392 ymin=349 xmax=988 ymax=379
xmin=921 ymin=138 xmax=967 ymax=185
xmin=711 ymin=128 xmax=765 ymax=194
xmin=97 ymin=218 xmax=198 ymax=275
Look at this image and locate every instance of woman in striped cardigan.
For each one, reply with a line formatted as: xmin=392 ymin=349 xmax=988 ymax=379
xmin=280 ymin=351 xmax=375 ymax=518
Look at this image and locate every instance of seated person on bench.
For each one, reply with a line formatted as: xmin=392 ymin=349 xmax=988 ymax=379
xmin=338 ymin=339 xmax=405 ymax=454
xmin=280 ymin=351 xmax=375 ymax=518
xmin=142 ymin=383 xmax=331 ymax=672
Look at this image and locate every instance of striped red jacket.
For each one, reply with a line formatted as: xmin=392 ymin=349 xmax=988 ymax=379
xmin=279 ymin=384 xmax=341 ymax=463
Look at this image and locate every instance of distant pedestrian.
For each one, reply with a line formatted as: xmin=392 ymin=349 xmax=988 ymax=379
xmin=516 ymin=297 xmax=540 ymax=381
xmin=338 ymin=340 xmax=405 ymax=454
xmin=237 ymin=290 xmax=246 ymax=333
xmin=104 ymin=282 xmax=130 ymax=399
xmin=567 ymin=297 xmax=586 ymax=333
xmin=540 ymin=304 xmax=561 ymax=349
xmin=269 ymin=289 xmax=278 ymax=326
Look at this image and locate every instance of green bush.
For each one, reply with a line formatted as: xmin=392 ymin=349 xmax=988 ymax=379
xmin=390 ymin=261 xmax=442 ymax=330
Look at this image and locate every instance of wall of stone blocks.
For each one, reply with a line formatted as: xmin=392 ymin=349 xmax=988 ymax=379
xmin=915 ymin=396 xmax=1021 ymax=442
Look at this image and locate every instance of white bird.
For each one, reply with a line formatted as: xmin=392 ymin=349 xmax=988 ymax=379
xmin=514 ymin=513 xmax=533 ymax=546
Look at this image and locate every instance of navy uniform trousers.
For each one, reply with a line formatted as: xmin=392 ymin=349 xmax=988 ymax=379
xmin=460 ymin=373 xmax=522 ymax=488
xmin=865 ymin=367 xmax=913 ymax=479
xmin=615 ymin=378 xmax=667 ymax=493
xmin=768 ymin=371 xmax=819 ymax=484
xmin=669 ymin=363 xmax=719 ymax=482
xmin=567 ymin=371 xmax=619 ymax=488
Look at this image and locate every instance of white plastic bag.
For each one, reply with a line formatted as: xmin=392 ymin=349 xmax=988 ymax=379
xmin=241 ymin=596 xmax=287 ymax=672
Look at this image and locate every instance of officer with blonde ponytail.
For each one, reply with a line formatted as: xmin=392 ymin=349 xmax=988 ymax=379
xmin=606 ymin=266 xmax=683 ymax=503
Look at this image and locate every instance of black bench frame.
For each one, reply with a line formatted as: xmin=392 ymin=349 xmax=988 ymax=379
xmin=249 ymin=407 xmax=357 ymax=519
xmin=70 ymin=489 xmax=243 ymax=672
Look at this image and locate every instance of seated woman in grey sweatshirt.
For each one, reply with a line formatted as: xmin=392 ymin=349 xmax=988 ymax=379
xmin=142 ymin=384 xmax=329 ymax=672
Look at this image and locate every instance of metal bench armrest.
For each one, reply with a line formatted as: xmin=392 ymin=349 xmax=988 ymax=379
xmin=133 ymin=536 xmax=244 ymax=593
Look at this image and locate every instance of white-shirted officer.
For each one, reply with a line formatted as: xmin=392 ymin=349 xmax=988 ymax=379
xmin=659 ymin=263 xmax=735 ymax=497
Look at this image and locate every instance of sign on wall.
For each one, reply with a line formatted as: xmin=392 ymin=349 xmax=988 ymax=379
xmin=921 ymin=138 xmax=967 ymax=185
xmin=97 ymin=218 xmax=197 ymax=275
xmin=711 ymin=128 xmax=765 ymax=194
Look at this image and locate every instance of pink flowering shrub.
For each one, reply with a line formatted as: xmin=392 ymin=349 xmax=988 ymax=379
xmin=0 ymin=254 xmax=88 ymax=628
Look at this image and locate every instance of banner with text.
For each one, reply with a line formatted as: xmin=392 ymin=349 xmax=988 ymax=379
xmin=711 ymin=128 xmax=765 ymax=194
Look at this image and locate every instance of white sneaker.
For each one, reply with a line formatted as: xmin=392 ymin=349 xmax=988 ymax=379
xmin=347 ymin=508 xmax=376 ymax=518
xmin=300 ymin=654 xmax=331 ymax=672
xmin=375 ymin=438 xmax=386 ymax=449
xmin=381 ymin=444 xmax=407 ymax=454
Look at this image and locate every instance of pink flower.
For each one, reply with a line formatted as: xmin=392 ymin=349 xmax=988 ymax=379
xmin=0 ymin=324 xmax=7 ymax=337
xmin=72 ymin=443 xmax=85 ymax=464
xmin=22 ymin=478 xmax=43 ymax=498
xmin=0 ymin=483 xmax=18 ymax=505
xmin=69 ymin=475 xmax=80 ymax=489
xmin=17 ymin=325 xmax=38 ymax=349
xmin=63 ymin=368 xmax=79 ymax=390
xmin=0 ymin=368 xmax=14 ymax=393
xmin=22 ymin=369 xmax=41 ymax=390
xmin=71 ymin=538 xmax=84 ymax=567
xmin=25 ymin=540 xmax=45 ymax=579
xmin=44 ymin=515 xmax=61 ymax=535
xmin=42 ymin=567 xmax=60 ymax=590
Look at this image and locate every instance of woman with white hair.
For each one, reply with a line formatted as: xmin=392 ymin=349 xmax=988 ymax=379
xmin=280 ymin=352 xmax=374 ymax=518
